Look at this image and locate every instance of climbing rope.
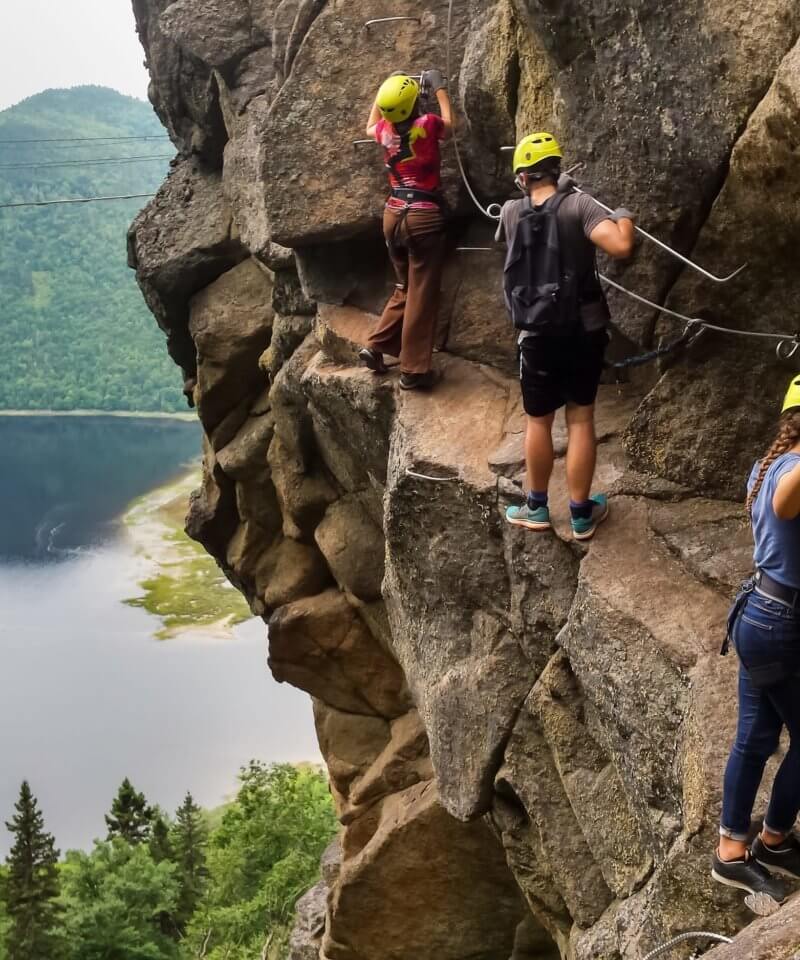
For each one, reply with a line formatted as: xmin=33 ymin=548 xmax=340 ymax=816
xmin=641 ymin=931 xmax=732 ymax=960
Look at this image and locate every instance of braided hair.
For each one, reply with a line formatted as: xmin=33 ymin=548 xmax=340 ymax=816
xmin=746 ymin=410 xmax=800 ymax=514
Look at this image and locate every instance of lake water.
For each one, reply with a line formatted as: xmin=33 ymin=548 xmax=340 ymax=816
xmin=0 ymin=415 xmax=320 ymax=856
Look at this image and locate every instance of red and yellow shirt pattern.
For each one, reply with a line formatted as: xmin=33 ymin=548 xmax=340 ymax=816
xmin=375 ymin=113 xmax=445 ymax=210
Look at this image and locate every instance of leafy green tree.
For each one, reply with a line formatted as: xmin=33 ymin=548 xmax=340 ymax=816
xmin=105 ymin=778 xmax=153 ymax=845
xmin=148 ymin=814 xmax=173 ymax=866
xmin=186 ymin=764 xmax=337 ymax=960
xmin=171 ymin=794 xmax=207 ymax=933
xmin=59 ymin=839 xmax=180 ymax=960
xmin=3 ymin=781 xmax=62 ymax=960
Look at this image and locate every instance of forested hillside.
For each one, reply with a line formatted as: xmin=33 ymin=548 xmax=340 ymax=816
xmin=0 ymin=86 xmax=183 ymax=411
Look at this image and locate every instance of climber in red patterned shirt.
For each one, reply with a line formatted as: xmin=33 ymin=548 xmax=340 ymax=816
xmin=358 ymin=71 xmax=452 ymax=391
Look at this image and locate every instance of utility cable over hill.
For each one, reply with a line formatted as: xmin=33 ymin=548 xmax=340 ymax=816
xmin=0 ymin=194 xmax=156 ymax=209
xmin=0 ymin=155 xmax=173 ymax=170
xmin=0 ymin=134 xmax=170 ymax=145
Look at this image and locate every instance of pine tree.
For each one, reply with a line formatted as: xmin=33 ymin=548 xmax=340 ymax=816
xmin=149 ymin=813 xmax=174 ymax=865
xmin=4 ymin=781 xmax=61 ymax=960
xmin=105 ymin=778 xmax=153 ymax=844
xmin=171 ymin=793 xmax=208 ymax=931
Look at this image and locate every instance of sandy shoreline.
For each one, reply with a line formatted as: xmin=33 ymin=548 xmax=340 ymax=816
xmin=122 ymin=468 xmax=252 ymax=641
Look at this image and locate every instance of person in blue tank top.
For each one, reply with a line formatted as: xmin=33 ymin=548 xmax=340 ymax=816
xmin=712 ymin=375 xmax=800 ymax=907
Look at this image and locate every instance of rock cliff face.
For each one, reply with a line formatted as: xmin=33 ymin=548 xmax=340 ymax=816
xmin=129 ymin=2 xmax=800 ymax=957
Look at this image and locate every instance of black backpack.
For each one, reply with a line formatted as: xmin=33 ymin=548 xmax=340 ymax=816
xmin=503 ymin=193 xmax=581 ymax=335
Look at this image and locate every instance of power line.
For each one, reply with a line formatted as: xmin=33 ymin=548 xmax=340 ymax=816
xmin=0 ymin=193 xmax=155 ymax=209
xmin=0 ymin=134 xmax=170 ymax=145
xmin=0 ymin=142 xmax=171 ymax=154
xmin=0 ymin=155 xmax=173 ymax=171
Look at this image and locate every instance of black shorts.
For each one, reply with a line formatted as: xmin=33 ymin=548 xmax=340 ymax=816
xmin=519 ymin=329 xmax=609 ymax=417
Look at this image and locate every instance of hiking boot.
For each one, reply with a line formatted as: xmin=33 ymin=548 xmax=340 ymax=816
xmin=399 ymin=370 xmax=438 ymax=391
xmin=711 ymin=850 xmax=788 ymax=903
xmin=753 ymin=833 xmax=800 ymax=880
xmin=570 ymin=493 xmax=609 ymax=541
xmin=505 ymin=503 xmax=551 ymax=532
xmin=358 ymin=347 xmax=388 ymax=374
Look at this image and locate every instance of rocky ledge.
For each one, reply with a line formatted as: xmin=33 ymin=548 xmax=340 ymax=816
xmin=129 ymin=1 xmax=800 ymax=957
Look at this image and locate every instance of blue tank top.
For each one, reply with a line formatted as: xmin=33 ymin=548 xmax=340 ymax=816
xmin=750 ymin=452 xmax=800 ymax=589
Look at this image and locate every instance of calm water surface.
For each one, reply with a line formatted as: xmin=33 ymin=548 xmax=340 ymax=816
xmin=0 ymin=416 xmax=319 ymax=856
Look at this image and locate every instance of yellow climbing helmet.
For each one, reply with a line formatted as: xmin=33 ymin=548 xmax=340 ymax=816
xmin=513 ymin=132 xmax=563 ymax=173
xmin=376 ymin=74 xmax=420 ymax=123
xmin=782 ymin=375 xmax=800 ymax=414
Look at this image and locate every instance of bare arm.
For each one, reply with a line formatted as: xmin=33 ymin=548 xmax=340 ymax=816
xmin=366 ymin=99 xmax=381 ymax=139
xmin=773 ymin=462 xmax=800 ymax=519
xmin=589 ymin=218 xmax=635 ymax=259
xmin=436 ymin=89 xmax=453 ymax=140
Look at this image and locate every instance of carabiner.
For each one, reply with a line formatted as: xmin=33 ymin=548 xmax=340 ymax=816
xmin=776 ymin=338 xmax=800 ymax=362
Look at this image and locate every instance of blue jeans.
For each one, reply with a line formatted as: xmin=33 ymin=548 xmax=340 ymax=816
xmin=720 ymin=590 xmax=800 ymax=841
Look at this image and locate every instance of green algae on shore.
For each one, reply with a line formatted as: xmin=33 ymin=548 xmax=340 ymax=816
xmin=123 ymin=470 xmax=251 ymax=640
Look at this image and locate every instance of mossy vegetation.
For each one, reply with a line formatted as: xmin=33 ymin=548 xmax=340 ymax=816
xmin=124 ymin=472 xmax=251 ymax=640
xmin=127 ymin=554 xmax=250 ymax=640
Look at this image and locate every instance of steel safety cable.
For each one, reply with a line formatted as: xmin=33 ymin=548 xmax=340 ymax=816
xmin=405 ymin=468 xmax=460 ymax=483
xmin=446 ymin=0 xmax=502 ymax=222
xmin=641 ymin=931 xmax=732 ymax=960
xmin=599 ymin=274 xmax=800 ymax=345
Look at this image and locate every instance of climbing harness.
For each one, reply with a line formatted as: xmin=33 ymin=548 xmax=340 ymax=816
xmin=641 ymin=931 xmax=732 ymax=960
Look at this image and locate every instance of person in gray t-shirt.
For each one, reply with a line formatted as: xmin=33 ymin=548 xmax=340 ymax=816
xmin=500 ymin=132 xmax=634 ymax=541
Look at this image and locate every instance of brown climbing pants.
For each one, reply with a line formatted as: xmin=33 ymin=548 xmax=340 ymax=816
xmin=367 ymin=206 xmax=446 ymax=375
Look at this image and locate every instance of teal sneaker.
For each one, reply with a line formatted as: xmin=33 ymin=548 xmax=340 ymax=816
xmin=505 ymin=503 xmax=551 ymax=531
xmin=570 ymin=494 xmax=609 ymax=541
